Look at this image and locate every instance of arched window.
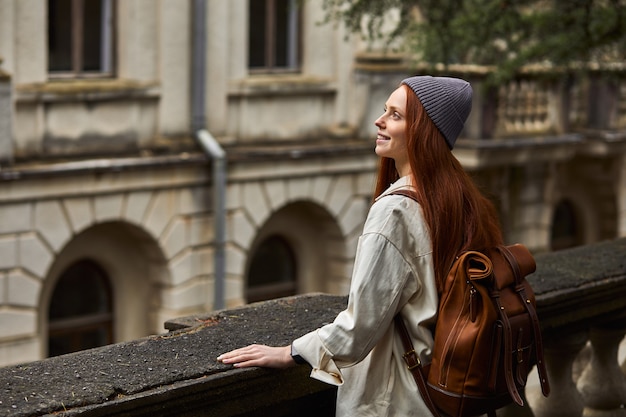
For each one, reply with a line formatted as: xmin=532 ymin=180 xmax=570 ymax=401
xmin=48 ymin=259 xmax=113 ymax=357
xmin=550 ymin=199 xmax=583 ymax=251
xmin=247 ymin=235 xmax=297 ymax=303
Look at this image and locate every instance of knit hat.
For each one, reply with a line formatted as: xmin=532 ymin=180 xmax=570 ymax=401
xmin=402 ymin=75 xmax=473 ymax=149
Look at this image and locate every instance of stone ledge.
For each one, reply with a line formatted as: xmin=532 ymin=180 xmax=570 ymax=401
xmin=531 ymin=237 xmax=626 ymax=331
xmin=15 ymin=79 xmax=160 ymax=103
xmin=1 ymin=294 xmax=345 ymax=417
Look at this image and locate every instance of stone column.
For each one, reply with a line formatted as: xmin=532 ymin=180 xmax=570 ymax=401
xmin=532 ymin=330 xmax=588 ymax=417
xmin=577 ymin=322 xmax=626 ymax=417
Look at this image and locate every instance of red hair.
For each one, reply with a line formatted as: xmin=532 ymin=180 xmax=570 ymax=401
xmin=374 ymin=85 xmax=503 ymax=292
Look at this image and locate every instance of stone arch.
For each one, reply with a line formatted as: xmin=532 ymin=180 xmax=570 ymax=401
xmin=549 ymin=189 xmax=600 ymax=249
xmin=244 ymin=200 xmax=347 ymax=302
xmin=550 ymin=198 xmax=585 ymax=250
xmin=40 ymin=221 xmax=169 ymax=358
xmin=550 ymin=158 xmax=620 ymax=246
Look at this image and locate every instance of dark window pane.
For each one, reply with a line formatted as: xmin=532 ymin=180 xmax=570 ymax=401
xmin=551 ymin=200 xmax=581 ymax=250
xmin=49 ymin=260 xmax=111 ymax=319
xmin=48 ymin=259 xmax=113 ymax=357
xmin=48 ymin=0 xmax=114 ymax=76
xmin=83 ymin=0 xmax=103 ymax=71
xmin=274 ymin=0 xmax=288 ymax=67
xmin=48 ymin=334 xmax=72 ymax=357
xmin=48 ymin=0 xmax=73 ymax=72
xmin=247 ymin=235 xmax=297 ymax=302
xmin=249 ymin=0 xmax=299 ymax=71
xmin=79 ymin=327 xmax=109 ymax=350
xmin=49 ymin=327 xmax=110 ymax=357
xmin=249 ymin=0 xmax=267 ymax=68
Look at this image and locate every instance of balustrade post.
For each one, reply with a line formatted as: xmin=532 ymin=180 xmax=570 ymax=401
xmin=576 ymin=322 xmax=626 ymax=417
xmin=531 ymin=330 xmax=588 ymax=417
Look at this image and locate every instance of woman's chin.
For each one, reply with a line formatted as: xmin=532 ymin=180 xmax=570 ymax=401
xmin=374 ymin=144 xmax=388 ymax=157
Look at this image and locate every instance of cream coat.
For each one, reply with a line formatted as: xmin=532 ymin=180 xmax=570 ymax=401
xmin=293 ymin=176 xmax=438 ymax=416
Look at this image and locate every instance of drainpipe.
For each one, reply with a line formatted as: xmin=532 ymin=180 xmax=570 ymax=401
xmin=192 ymin=0 xmax=226 ymax=311
xmin=196 ymin=130 xmax=226 ymax=311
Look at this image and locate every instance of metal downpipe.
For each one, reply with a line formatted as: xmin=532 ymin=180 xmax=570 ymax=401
xmin=192 ymin=0 xmax=226 ymax=310
xmin=195 ymin=130 xmax=226 ymax=311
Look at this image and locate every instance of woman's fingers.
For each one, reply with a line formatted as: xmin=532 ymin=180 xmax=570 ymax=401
xmin=217 ymin=344 xmax=294 ymax=369
xmin=218 ymin=345 xmax=264 ymax=366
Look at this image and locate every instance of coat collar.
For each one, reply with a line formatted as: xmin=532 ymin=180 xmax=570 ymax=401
xmin=375 ymin=176 xmax=416 ymax=201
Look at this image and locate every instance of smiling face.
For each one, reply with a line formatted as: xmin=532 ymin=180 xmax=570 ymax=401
xmin=374 ymin=86 xmax=411 ymax=177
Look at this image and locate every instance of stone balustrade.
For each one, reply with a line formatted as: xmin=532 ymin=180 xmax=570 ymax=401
xmin=354 ymin=56 xmax=626 ymax=143
xmin=454 ymin=65 xmax=625 ymax=142
xmin=1 ymin=238 xmax=625 ymax=417
xmin=521 ymin=238 xmax=626 ymax=417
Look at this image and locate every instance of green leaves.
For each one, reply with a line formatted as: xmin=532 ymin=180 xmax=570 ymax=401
xmin=321 ymin=0 xmax=626 ymax=84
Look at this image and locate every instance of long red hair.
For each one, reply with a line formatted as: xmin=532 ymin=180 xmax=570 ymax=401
xmin=374 ymin=84 xmax=503 ymax=292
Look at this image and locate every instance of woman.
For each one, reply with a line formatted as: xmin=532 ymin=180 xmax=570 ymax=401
xmin=217 ymin=75 xmax=504 ymax=416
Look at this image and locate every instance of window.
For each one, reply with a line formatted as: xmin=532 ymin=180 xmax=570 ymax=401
xmin=248 ymin=0 xmax=300 ymax=72
xmin=247 ymin=235 xmax=297 ymax=303
xmin=550 ymin=199 xmax=583 ymax=251
xmin=48 ymin=0 xmax=115 ymax=77
xmin=48 ymin=259 xmax=113 ymax=357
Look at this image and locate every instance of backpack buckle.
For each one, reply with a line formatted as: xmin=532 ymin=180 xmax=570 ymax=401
xmin=402 ymin=349 xmax=421 ymax=370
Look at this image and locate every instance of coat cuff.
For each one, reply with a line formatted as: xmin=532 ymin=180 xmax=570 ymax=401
xmin=293 ymin=331 xmax=344 ymax=386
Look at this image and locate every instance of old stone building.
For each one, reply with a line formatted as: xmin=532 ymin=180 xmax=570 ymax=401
xmin=0 ymin=0 xmax=624 ymax=367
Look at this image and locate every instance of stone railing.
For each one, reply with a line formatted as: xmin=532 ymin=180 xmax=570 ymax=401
xmin=353 ymin=58 xmax=626 ymax=171
xmin=522 ymin=238 xmax=626 ymax=417
xmin=1 ymin=238 xmax=626 ymax=417
xmin=460 ymin=65 xmax=626 ymax=140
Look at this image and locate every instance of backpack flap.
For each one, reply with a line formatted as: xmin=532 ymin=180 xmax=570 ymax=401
xmin=490 ymin=244 xmax=536 ymax=290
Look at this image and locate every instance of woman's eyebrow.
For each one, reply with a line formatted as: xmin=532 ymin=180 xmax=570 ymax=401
xmin=386 ymin=104 xmax=404 ymax=115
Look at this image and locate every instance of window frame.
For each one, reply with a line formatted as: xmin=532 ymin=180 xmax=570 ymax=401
xmin=248 ymin=0 xmax=302 ymax=74
xmin=246 ymin=234 xmax=298 ymax=303
xmin=47 ymin=0 xmax=116 ymax=79
xmin=47 ymin=259 xmax=114 ymax=357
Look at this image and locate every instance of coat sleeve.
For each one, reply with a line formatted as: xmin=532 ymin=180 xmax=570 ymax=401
xmin=293 ymin=198 xmax=424 ymax=386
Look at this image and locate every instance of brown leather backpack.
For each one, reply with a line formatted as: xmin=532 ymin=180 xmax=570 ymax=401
xmin=395 ymin=245 xmax=551 ymax=417
xmin=388 ymin=190 xmax=550 ymax=416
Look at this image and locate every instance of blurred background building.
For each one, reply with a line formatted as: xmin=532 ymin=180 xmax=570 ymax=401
xmin=0 ymin=0 xmax=624 ymax=367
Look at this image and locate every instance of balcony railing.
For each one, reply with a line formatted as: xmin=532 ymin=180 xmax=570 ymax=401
xmin=443 ymin=63 xmax=626 ymax=140
xmin=1 ymin=238 xmax=625 ymax=417
xmin=354 ymin=55 xmax=626 ymax=144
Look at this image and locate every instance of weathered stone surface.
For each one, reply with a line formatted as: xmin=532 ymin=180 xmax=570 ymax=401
xmin=530 ymin=237 xmax=626 ymax=331
xmin=1 ymin=294 xmax=346 ymax=417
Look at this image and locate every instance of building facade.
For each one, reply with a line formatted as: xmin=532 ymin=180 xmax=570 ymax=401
xmin=0 ymin=0 xmax=624 ymax=366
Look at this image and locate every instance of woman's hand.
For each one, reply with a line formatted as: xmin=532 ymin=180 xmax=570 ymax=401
xmin=217 ymin=344 xmax=295 ymax=369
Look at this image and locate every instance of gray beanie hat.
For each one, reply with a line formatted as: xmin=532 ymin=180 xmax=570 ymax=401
xmin=402 ymin=75 xmax=473 ymax=149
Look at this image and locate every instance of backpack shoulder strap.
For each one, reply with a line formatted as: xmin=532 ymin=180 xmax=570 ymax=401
xmin=394 ymin=315 xmax=442 ymax=417
xmin=387 ymin=189 xmax=419 ymax=202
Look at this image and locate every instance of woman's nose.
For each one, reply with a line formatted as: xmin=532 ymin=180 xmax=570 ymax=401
xmin=375 ymin=116 xmax=384 ymax=128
